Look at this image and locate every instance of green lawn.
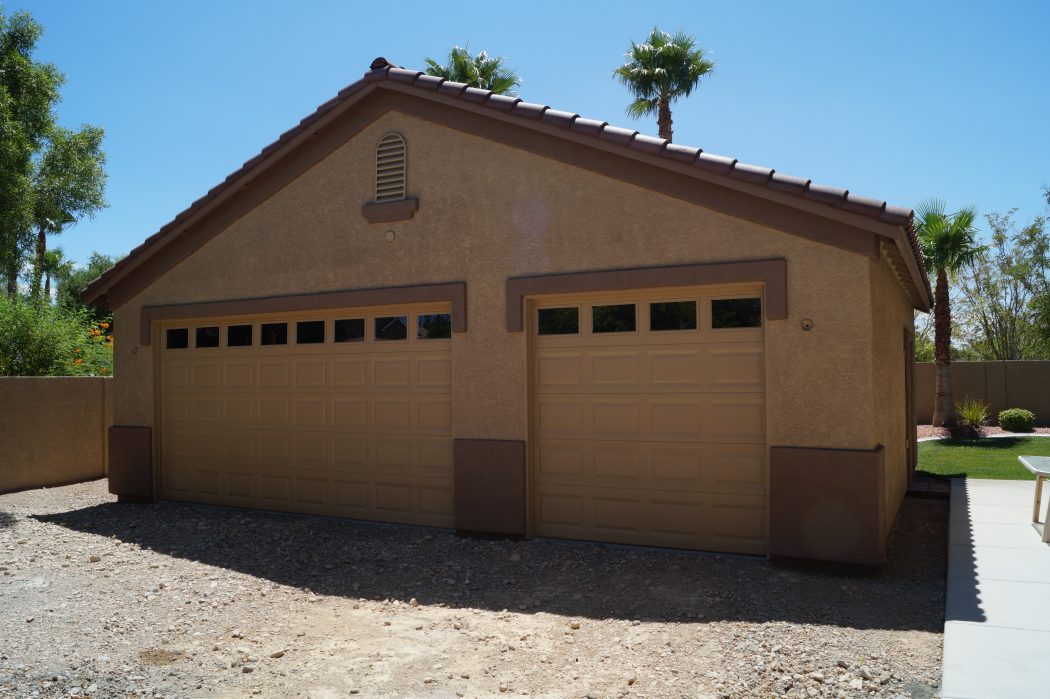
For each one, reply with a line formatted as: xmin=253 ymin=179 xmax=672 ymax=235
xmin=917 ymin=436 xmax=1049 ymax=480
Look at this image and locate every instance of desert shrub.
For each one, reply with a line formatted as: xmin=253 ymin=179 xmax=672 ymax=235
xmin=956 ymin=398 xmax=989 ymax=428
xmin=998 ymin=408 xmax=1035 ymax=433
xmin=0 ymin=296 xmax=112 ymax=376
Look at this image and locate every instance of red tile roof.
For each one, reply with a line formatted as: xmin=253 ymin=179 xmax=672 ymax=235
xmin=83 ymin=57 xmax=929 ymax=305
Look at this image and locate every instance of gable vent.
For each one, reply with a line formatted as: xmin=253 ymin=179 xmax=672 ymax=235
xmin=375 ymin=132 xmax=407 ymax=202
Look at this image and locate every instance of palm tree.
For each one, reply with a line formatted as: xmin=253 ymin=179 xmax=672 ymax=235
xmin=423 ymin=47 xmax=520 ymax=95
xmin=614 ymin=27 xmax=715 ymax=142
xmin=41 ymin=246 xmax=72 ymax=300
xmin=915 ymin=199 xmax=983 ymax=427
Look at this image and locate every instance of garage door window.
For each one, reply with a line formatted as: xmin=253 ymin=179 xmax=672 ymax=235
xmin=538 ymin=307 xmax=579 ymax=335
xmin=592 ymin=303 xmax=636 ymax=333
xmin=227 ymin=324 xmax=252 ymax=347
xmin=261 ymin=322 xmax=288 ymax=345
xmin=418 ymin=313 xmax=452 ymax=340
xmin=296 ymin=320 xmax=325 ymax=344
xmin=711 ymin=298 xmax=762 ymax=329
xmin=650 ymin=300 xmax=697 ymax=331
xmin=166 ymin=328 xmax=189 ymax=349
xmin=195 ymin=326 xmax=219 ymax=348
xmin=334 ymin=318 xmax=365 ymax=342
xmin=375 ymin=316 xmax=408 ymax=341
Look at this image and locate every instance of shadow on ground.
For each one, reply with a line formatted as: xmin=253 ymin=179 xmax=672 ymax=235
xmin=0 ymin=510 xmax=16 ymax=530
xmin=34 ymin=497 xmax=947 ymax=632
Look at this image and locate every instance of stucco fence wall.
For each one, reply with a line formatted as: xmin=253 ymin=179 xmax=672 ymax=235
xmin=0 ymin=377 xmax=113 ymax=494
xmin=915 ymin=361 xmax=1050 ymax=426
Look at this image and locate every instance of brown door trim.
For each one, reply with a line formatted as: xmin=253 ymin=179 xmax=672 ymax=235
xmin=505 ymin=258 xmax=786 ymax=332
xmin=139 ymin=281 xmax=466 ymax=345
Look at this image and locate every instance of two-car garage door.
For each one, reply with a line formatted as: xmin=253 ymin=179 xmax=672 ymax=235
xmin=531 ymin=285 xmax=767 ymax=554
xmin=158 ymin=303 xmax=454 ymax=527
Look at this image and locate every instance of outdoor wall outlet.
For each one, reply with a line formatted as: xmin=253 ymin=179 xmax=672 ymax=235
xmin=385 ymin=230 xmax=396 ymax=243
xmin=801 ymin=318 xmax=814 ymax=331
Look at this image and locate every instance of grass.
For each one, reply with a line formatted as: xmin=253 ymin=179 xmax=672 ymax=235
xmin=917 ymin=436 xmax=1049 ymax=480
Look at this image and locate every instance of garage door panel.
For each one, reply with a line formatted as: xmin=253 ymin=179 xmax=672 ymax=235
xmin=224 ymin=362 xmax=254 ymax=388
xmin=258 ymin=362 xmax=291 ymax=387
xmin=294 ymin=436 xmax=328 ymax=467
xmin=705 ymin=345 xmax=765 ymax=391
xmin=414 ymin=355 xmax=452 ymax=388
xmin=332 ymin=358 xmax=367 ymax=387
xmin=163 ymin=362 xmax=191 ymax=390
xmin=333 ymin=398 xmax=368 ymax=428
xmin=591 ymin=400 xmax=641 ymax=437
xmin=537 ymin=399 xmax=583 ymax=435
xmin=258 ymin=474 xmax=291 ymax=503
xmin=372 ymin=356 xmax=411 ymax=387
xmin=703 ymin=397 xmax=765 ymax=443
xmin=224 ymin=397 xmax=255 ymax=424
xmin=296 ymin=476 xmax=329 ymax=505
xmin=536 ymin=352 xmax=583 ymax=390
xmin=293 ymin=397 xmax=327 ymax=426
xmin=293 ymin=359 xmax=326 ymax=387
xmin=590 ymin=351 xmax=642 ymax=387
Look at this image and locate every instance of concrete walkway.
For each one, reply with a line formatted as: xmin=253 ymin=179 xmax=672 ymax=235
xmin=943 ymin=478 xmax=1050 ymax=698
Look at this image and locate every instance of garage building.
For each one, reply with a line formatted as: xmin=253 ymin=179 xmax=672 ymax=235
xmin=85 ymin=58 xmax=930 ymax=566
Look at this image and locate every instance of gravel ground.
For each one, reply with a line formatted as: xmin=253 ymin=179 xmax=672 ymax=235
xmin=1 ymin=480 xmax=947 ymax=699
xmin=917 ymin=424 xmax=1050 ymax=439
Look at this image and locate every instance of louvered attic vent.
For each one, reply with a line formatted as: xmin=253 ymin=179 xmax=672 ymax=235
xmin=375 ymin=133 xmax=406 ymax=202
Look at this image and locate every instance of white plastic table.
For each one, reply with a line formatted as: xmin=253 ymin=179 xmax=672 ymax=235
xmin=1018 ymin=455 xmax=1050 ymax=542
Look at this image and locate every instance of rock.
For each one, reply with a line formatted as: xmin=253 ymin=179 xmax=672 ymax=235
xmin=627 ymin=674 xmax=637 ymax=685
xmin=509 ymin=553 xmax=521 ymax=562
xmin=836 ymin=659 xmax=850 ymax=669
xmin=89 ymin=555 xmax=101 ymax=563
xmin=415 ymin=624 xmax=424 ymax=631
xmin=242 ymin=665 xmax=254 ymax=673
xmin=569 ymin=621 xmax=581 ymax=630
xmin=858 ymin=665 xmax=874 ymax=680
xmin=499 ymin=681 xmax=509 ymax=692
xmin=848 ymin=678 xmax=863 ymax=690
xmin=423 ymin=677 xmax=435 ymax=684
xmin=410 ymin=598 xmax=419 ymax=607
xmin=269 ymin=650 xmax=285 ymax=659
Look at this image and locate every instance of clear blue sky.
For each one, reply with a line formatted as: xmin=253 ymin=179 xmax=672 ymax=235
xmin=16 ymin=0 xmax=1050 ymax=267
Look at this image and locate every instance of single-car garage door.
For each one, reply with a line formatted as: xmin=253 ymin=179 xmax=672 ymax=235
xmin=158 ymin=302 xmax=453 ymax=527
xmin=531 ymin=285 xmax=767 ymax=554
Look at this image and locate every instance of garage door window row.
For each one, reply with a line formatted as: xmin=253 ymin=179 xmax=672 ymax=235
xmin=537 ymin=298 xmax=761 ymax=336
xmin=165 ymin=312 xmax=452 ymax=350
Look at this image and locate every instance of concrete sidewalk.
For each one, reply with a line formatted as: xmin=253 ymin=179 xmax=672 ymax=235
xmin=943 ymin=479 xmax=1050 ymax=699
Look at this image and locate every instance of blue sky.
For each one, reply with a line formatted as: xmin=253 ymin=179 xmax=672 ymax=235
xmin=16 ymin=0 xmax=1050 ymax=267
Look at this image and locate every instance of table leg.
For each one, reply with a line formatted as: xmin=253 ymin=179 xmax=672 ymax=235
xmin=1035 ymin=476 xmax=1045 ymax=524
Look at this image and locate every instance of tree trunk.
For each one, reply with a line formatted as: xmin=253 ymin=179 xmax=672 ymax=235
xmin=30 ymin=223 xmax=46 ymax=301
xmin=5 ymin=258 xmax=17 ymax=299
xmin=657 ymin=97 xmax=673 ymax=142
xmin=44 ymin=272 xmax=51 ymax=300
xmin=932 ymin=268 xmax=956 ymax=426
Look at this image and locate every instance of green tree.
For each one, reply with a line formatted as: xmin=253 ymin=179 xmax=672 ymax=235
xmin=955 ymin=209 xmax=1048 ymax=360
xmin=614 ymin=27 xmax=715 ymax=141
xmin=915 ymin=199 xmax=984 ymax=426
xmin=423 ymin=47 xmax=520 ymax=95
xmin=0 ymin=9 xmax=63 ymax=298
xmin=29 ymin=125 xmax=107 ymax=299
xmin=56 ymin=251 xmax=117 ymax=322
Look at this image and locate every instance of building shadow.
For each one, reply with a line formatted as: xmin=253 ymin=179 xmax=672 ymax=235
xmin=944 ymin=478 xmax=986 ymax=624
xmin=0 ymin=510 xmax=16 ymax=530
xmin=34 ymin=496 xmax=947 ymax=632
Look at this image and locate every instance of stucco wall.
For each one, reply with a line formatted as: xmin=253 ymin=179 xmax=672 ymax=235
xmin=113 ymin=109 xmax=882 ymax=453
xmin=869 ymin=256 xmax=915 ymax=539
xmin=0 ymin=377 xmax=112 ymax=493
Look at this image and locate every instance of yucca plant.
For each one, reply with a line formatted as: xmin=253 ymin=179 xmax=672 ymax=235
xmin=955 ymin=398 xmax=989 ymax=438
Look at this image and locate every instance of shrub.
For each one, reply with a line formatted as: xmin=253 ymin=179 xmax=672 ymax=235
xmin=999 ymin=408 xmax=1036 ymax=433
xmin=956 ymin=398 xmax=989 ymax=428
xmin=0 ymin=295 xmax=113 ymax=376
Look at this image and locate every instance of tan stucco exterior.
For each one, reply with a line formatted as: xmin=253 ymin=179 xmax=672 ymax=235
xmin=0 ymin=377 xmax=112 ymax=493
xmin=107 ymin=103 xmax=918 ymax=561
xmin=869 ymin=251 xmax=918 ymax=540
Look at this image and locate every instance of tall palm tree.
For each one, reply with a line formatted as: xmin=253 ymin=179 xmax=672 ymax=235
xmin=614 ymin=27 xmax=715 ymax=142
xmin=915 ymin=199 xmax=983 ymax=427
xmin=41 ymin=246 xmax=72 ymax=300
xmin=423 ymin=47 xmax=520 ymax=95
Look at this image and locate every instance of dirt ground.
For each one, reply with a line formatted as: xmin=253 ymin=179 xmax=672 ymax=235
xmin=0 ymin=480 xmax=946 ymax=698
